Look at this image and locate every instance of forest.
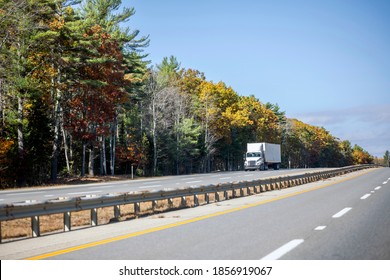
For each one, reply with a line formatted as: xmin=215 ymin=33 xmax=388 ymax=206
xmin=0 ymin=0 xmax=374 ymax=188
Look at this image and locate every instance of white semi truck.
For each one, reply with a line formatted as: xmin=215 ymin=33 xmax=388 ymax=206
xmin=244 ymin=142 xmax=281 ymax=171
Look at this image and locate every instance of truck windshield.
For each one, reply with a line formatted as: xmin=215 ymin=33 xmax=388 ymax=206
xmin=246 ymin=152 xmax=261 ymax=157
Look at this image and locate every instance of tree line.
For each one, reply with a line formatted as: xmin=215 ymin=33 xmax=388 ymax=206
xmin=0 ymin=0 xmax=374 ymax=188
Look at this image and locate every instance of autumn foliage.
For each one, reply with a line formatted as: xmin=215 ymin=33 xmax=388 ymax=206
xmin=0 ymin=0 xmax=375 ymax=188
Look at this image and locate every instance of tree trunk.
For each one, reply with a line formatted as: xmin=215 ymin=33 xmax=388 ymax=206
xmin=0 ymin=78 xmax=4 ymax=136
xmin=82 ymin=142 xmax=86 ymax=176
xmin=16 ymin=95 xmax=26 ymax=186
xmin=100 ymin=136 xmax=107 ymax=175
xmin=152 ymin=99 xmax=158 ymax=176
xmin=88 ymin=144 xmax=94 ymax=176
xmin=51 ymin=69 xmax=62 ymax=181
xmin=109 ymin=121 xmax=116 ymax=175
xmin=62 ymin=126 xmax=70 ymax=174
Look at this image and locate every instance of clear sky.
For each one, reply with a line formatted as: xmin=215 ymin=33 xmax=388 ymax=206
xmin=126 ymin=0 xmax=390 ymax=158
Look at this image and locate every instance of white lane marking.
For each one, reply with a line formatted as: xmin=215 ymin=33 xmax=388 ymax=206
xmin=375 ymin=186 xmax=381 ymax=190
xmin=67 ymin=190 xmax=102 ymax=195
xmin=332 ymin=207 xmax=352 ymax=218
xmin=220 ymin=177 xmax=232 ymax=180
xmin=314 ymin=226 xmax=327 ymax=231
xmin=6 ymin=191 xmax=46 ymax=196
xmin=181 ymin=177 xmax=196 ymax=180
xmin=142 ymin=181 xmax=161 ymax=184
xmin=261 ymin=239 xmax=304 ymax=260
xmin=371 ymin=191 xmax=375 ymax=193
xmin=89 ymin=186 xmax=112 ymax=189
xmin=244 ymin=174 xmax=254 ymax=177
xmin=383 ymin=181 xmax=388 ymax=185
xmin=44 ymin=195 xmax=55 ymax=198
xmin=139 ymin=185 xmax=162 ymax=189
xmin=360 ymin=194 xmax=371 ymax=200
xmin=186 ymin=181 xmax=202 ymax=184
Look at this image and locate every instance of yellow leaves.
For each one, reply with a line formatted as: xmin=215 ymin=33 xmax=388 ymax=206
xmin=64 ymin=6 xmax=74 ymax=16
xmin=222 ymin=106 xmax=252 ymax=127
xmin=124 ymin=73 xmax=142 ymax=84
xmin=23 ymin=102 xmax=33 ymax=111
xmin=352 ymin=145 xmax=373 ymax=164
xmin=48 ymin=17 xmax=65 ymax=31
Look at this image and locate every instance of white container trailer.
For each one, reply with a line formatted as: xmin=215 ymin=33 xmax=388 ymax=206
xmin=244 ymin=142 xmax=281 ymax=171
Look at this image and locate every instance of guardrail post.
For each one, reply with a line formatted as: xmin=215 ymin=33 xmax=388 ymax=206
xmin=152 ymin=200 xmax=157 ymax=211
xmin=215 ymin=191 xmax=220 ymax=202
xmin=266 ymin=180 xmax=271 ymax=191
xmin=271 ymin=179 xmax=276 ymax=190
xmin=181 ymin=196 xmax=186 ymax=207
xmin=283 ymin=178 xmax=288 ymax=188
xmin=224 ymin=190 xmax=229 ymax=200
xmin=168 ymin=198 xmax=174 ymax=208
xmin=205 ymin=193 xmax=210 ymax=204
xmin=194 ymin=194 xmax=199 ymax=206
xmin=134 ymin=202 xmax=140 ymax=215
xmin=114 ymin=205 xmax=121 ymax=220
xmin=91 ymin=208 xmax=98 ymax=226
xmin=240 ymin=187 xmax=245 ymax=197
xmin=31 ymin=216 xmax=40 ymax=237
xmin=64 ymin=211 xmax=71 ymax=232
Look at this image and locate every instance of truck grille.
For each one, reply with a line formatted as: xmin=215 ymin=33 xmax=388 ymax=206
xmin=248 ymin=160 xmax=256 ymax=167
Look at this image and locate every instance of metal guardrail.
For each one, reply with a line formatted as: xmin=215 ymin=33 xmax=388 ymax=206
xmin=0 ymin=165 xmax=375 ymax=242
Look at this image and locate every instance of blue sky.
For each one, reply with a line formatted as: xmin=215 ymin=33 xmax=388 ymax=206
xmin=126 ymin=0 xmax=390 ymax=158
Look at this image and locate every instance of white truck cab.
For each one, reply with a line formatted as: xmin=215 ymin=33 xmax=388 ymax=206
xmin=244 ymin=143 xmax=281 ymax=171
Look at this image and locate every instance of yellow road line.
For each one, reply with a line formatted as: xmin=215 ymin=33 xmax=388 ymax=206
xmin=27 ymin=168 xmax=376 ymax=260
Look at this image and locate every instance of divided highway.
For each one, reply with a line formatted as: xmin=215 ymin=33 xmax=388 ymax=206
xmin=0 ymin=168 xmax=330 ymax=204
xmin=2 ymin=167 xmax=388 ymax=260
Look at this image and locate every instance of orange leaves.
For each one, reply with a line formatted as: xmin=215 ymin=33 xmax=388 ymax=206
xmin=0 ymin=139 xmax=14 ymax=158
xmin=0 ymin=139 xmax=14 ymax=171
xmin=48 ymin=17 xmax=65 ymax=31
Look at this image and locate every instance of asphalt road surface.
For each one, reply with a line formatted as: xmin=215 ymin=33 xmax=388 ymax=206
xmin=0 ymin=168 xmax=331 ymax=204
xmin=4 ymin=167 xmax=388 ymax=260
